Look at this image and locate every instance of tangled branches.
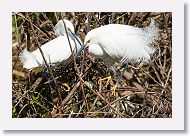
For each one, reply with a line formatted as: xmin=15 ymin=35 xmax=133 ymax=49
xmin=12 ymin=12 xmax=172 ymax=118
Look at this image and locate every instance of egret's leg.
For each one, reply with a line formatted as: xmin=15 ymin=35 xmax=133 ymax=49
xmin=42 ymin=69 xmax=52 ymax=86
xmin=121 ymin=63 xmax=128 ymax=77
xmin=97 ymin=63 xmax=128 ymax=96
xmin=98 ymin=76 xmax=113 ymax=86
xmin=108 ymin=63 xmax=128 ymax=96
xmin=42 ymin=69 xmax=49 ymax=79
xmin=110 ymin=84 xmax=117 ymax=96
xmin=116 ymin=63 xmax=128 ymax=85
xmin=42 ymin=69 xmax=54 ymax=103
xmin=98 ymin=76 xmax=117 ymax=96
xmin=110 ymin=63 xmax=128 ymax=96
xmin=43 ymin=69 xmax=71 ymax=93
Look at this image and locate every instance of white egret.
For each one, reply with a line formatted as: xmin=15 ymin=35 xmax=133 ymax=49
xmin=84 ymin=19 xmax=160 ymax=96
xmin=20 ymin=19 xmax=82 ymax=70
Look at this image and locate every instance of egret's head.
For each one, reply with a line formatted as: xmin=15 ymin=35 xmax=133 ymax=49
xmin=84 ymin=39 xmax=91 ymax=46
xmin=63 ymin=19 xmax=75 ymax=33
xmin=84 ymin=32 xmax=104 ymax=58
xmin=84 ymin=30 xmax=92 ymax=46
xmin=76 ymin=29 xmax=99 ymax=57
xmin=75 ymin=34 xmax=92 ymax=57
xmin=54 ymin=19 xmax=75 ymax=36
xmin=84 ymin=30 xmax=95 ymax=47
xmin=83 ymin=36 xmax=92 ymax=54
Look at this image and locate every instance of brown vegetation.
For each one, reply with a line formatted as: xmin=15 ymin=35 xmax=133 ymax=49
xmin=12 ymin=12 xmax=172 ymax=118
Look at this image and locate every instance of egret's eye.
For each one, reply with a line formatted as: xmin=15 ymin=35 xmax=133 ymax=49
xmin=67 ymin=28 xmax=72 ymax=33
xmin=85 ymin=40 xmax=91 ymax=45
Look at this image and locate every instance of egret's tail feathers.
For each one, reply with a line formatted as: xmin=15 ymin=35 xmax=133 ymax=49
xmin=20 ymin=49 xmax=39 ymax=70
xmin=142 ymin=18 xmax=160 ymax=45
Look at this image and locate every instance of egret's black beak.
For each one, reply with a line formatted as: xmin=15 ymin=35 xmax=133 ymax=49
xmin=76 ymin=44 xmax=88 ymax=57
xmin=68 ymin=29 xmax=83 ymax=47
xmin=68 ymin=29 xmax=87 ymax=57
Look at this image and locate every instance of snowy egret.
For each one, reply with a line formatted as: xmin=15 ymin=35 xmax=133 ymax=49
xmin=84 ymin=19 xmax=160 ymax=95
xmin=20 ymin=19 xmax=82 ymax=70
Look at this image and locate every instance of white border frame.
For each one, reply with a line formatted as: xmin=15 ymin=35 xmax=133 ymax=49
xmin=0 ymin=0 xmax=184 ymax=130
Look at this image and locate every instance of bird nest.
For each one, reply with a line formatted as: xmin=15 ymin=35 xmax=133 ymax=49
xmin=12 ymin=12 xmax=172 ymax=118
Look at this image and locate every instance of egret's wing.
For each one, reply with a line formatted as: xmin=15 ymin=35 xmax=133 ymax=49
xmin=97 ymin=19 xmax=159 ymax=43
xmin=95 ymin=24 xmax=156 ymax=62
xmin=32 ymin=36 xmax=76 ymax=65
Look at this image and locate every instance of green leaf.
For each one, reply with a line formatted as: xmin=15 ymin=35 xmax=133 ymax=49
xmin=12 ymin=27 xmax=16 ymax=33
xmin=84 ymin=81 xmax=93 ymax=89
xmin=96 ymin=100 xmax=102 ymax=106
xmin=12 ymin=107 xmax=16 ymax=113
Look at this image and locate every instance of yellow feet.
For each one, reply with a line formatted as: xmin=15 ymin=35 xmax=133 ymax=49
xmin=98 ymin=76 xmax=112 ymax=85
xmin=61 ymin=83 xmax=70 ymax=92
xmin=50 ymin=106 xmax=59 ymax=116
xmin=111 ymin=84 xmax=117 ymax=96
xmin=98 ymin=76 xmax=117 ymax=96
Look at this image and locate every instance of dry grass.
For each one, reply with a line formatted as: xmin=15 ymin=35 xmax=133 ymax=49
xmin=12 ymin=12 xmax=172 ymax=118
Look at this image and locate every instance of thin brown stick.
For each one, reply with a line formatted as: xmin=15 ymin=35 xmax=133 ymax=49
xmin=60 ymin=82 xmax=80 ymax=107
xmin=84 ymin=81 xmax=124 ymax=117
xmin=62 ymin=19 xmax=89 ymax=112
xmin=26 ymin=12 xmax=62 ymax=103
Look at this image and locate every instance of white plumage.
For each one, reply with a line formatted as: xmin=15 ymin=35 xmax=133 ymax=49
xmin=54 ymin=19 xmax=75 ymax=37
xmin=20 ymin=19 xmax=81 ymax=70
xmin=84 ymin=19 xmax=159 ymax=67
